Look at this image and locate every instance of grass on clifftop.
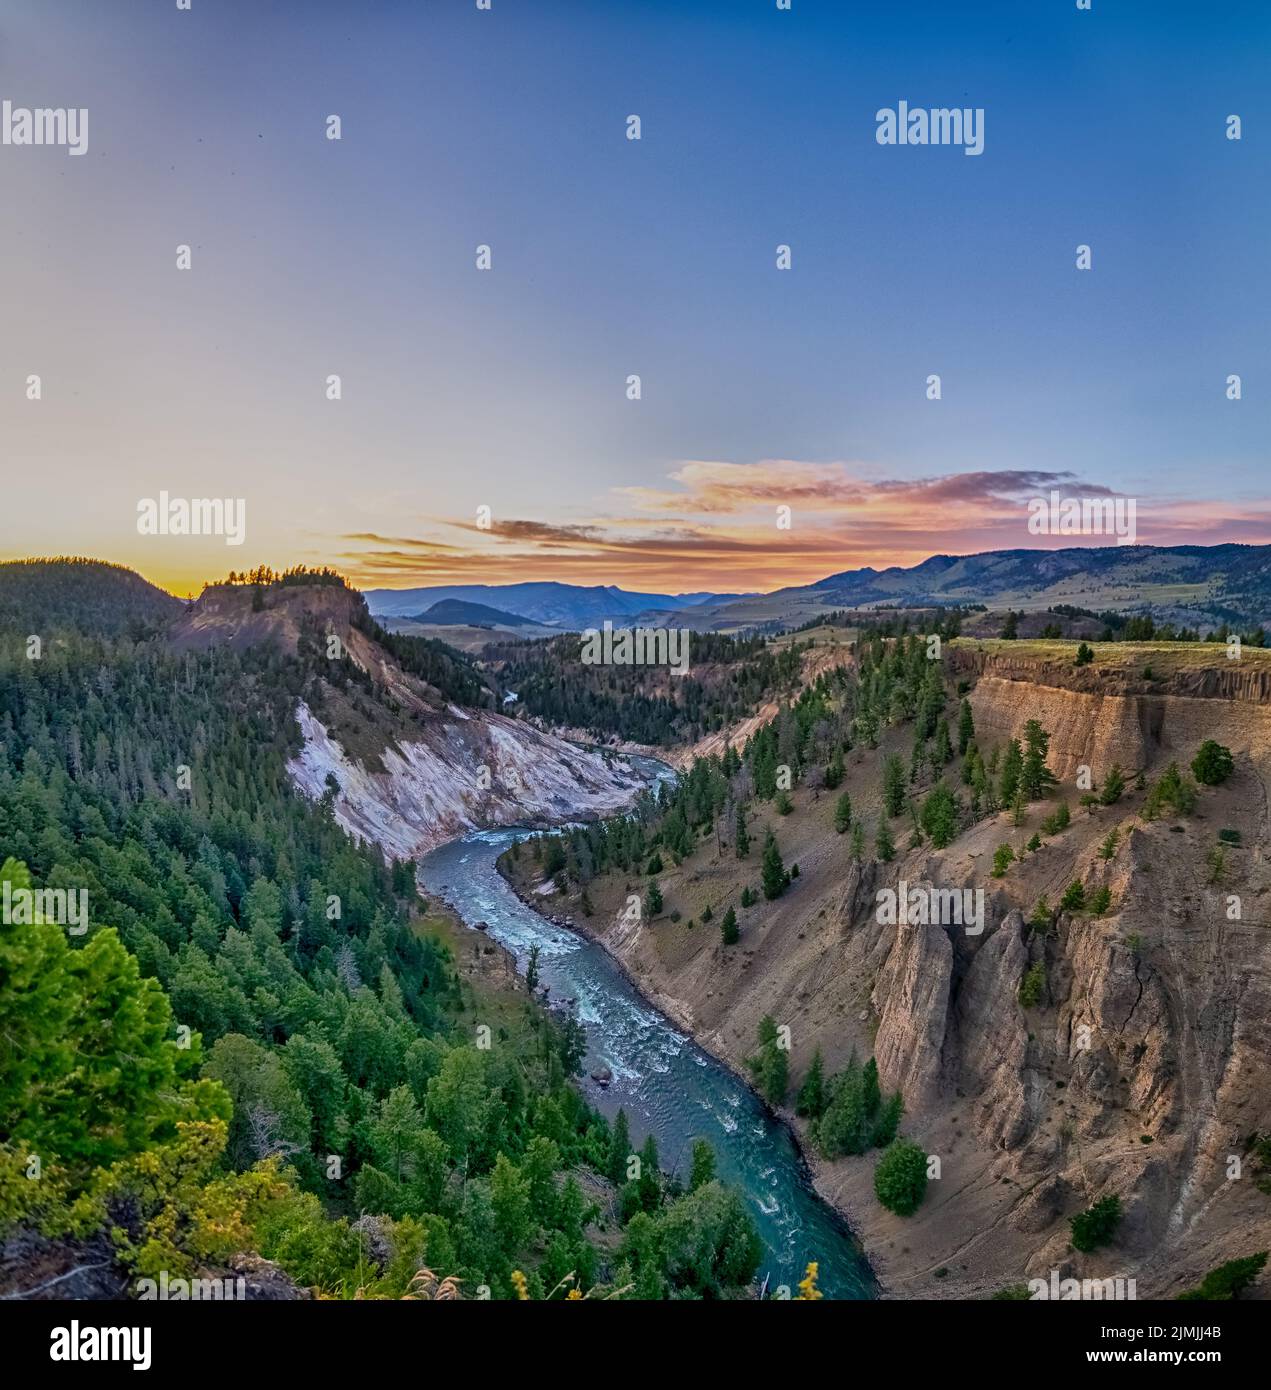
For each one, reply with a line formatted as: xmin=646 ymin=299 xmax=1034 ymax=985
xmin=951 ymin=637 xmax=1271 ymax=672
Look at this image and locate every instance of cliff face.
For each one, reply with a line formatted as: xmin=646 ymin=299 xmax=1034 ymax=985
xmin=287 ymin=701 xmax=647 ymax=858
xmin=956 ymin=647 xmax=1271 ymax=781
xmin=170 ymin=580 xmax=649 ymax=858
xmin=555 ymin=653 xmax=1271 ymax=1297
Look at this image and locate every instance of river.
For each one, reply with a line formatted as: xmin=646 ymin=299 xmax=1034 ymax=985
xmin=419 ymin=817 xmax=877 ymax=1300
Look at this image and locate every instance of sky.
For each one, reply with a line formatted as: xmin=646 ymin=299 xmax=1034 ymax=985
xmin=1 ymin=0 xmax=1268 ymax=598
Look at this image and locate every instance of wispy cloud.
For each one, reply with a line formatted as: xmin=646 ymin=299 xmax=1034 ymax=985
xmin=335 ymin=461 xmax=1271 ymax=593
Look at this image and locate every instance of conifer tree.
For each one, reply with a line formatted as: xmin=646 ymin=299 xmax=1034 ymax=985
xmin=761 ymin=830 xmax=788 ymax=900
xmin=795 ymin=1049 xmax=826 ymax=1119
xmin=882 ymin=752 xmax=906 ymax=818
xmin=720 ymin=905 xmax=739 ymax=945
xmin=957 ymin=698 xmax=975 ymax=755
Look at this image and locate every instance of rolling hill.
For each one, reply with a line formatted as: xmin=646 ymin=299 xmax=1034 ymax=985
xmin=364 ymin=581 xmax=747 ymax=628
xmin=659 ymin=544 xmax=1271 ymax=634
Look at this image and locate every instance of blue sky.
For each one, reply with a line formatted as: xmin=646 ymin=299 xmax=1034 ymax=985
xmin=1 ymin=0 xmax=1268 ymax=593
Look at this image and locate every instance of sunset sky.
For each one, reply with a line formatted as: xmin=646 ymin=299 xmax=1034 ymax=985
xmin=2 ymin=0 xmax=1268 ymax=598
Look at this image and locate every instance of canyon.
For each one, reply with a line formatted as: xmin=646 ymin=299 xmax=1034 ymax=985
xmin=503 ymin=642 xmax=1271 ymax=1297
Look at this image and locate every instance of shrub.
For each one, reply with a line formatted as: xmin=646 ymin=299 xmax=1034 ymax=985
xmin=1069 ymin=1194 xmax=1122 ymax=1253
xmin=1059 ymin=880 xmax=1086 ymax=912
xmin=1143 ymin=763 xmax=1197 ymax=819
xmin=1206 ymin=845 xmax=1227 ymax=885
xmin=1218 ymin=828 xmax=1242 ymax=846
xmin=1028 ymin=897 xmax=1052 ymax=931
xmin=1088 ymin=885 xmax=1112 ymax=915
xmin=873 ymin=1139 xmax=929 ymax=1217
xmin=1019 ymin=961 xmax=1046 ymax=1008
xmin=1191 ymin=740 xmax=1234 ymax=787
xmin=1176 ymin=1253 xmax=1267 ymax=1302
xmin=1099 ymin=764 xmax=1125 ymax=805
xmin=991 ymin=844 xmax=1015 ymax=878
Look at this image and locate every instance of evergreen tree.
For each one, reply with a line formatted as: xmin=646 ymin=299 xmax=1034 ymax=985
xmin=689 ymin=1138 xmax=717 ymax=1191
xmin=608 ymin=1108 xmax=632 ymax=1185
xmin=1099 ymin=763 xmax=1126 ymax=805
xmin=882 ymin=753 xmax=906 ymax=818
xmin=850 ymin=820 xmax=865 ymax=862
xmin=761 ymin=831 xmax=788 ymax=901
xmin=874 ymin=816 xmax=896 ymax=863
xmin=720 ymin=905 xmax=739 ymax=946
xmin=748 ymin=1015 xmax=788 ymax=1106
xmin=644 ymin=879 xmax=663 ymax=917
xmin=1020 ymin=719 xmax=1057 ymax=800
xmin=833 ymin=790 xmax=852 ymax=834
xmin=957 ymin=698 xmax=975 ymax=755
xmin=919 ymin=782 xmax=959 ymax=850
xmin=795 ymin=1049 xmax=826 ymax=1119
xmin=1000 ymin=738 xmax=1023 ymax=805
xmin=734 ymin=804 xmax=750 ymax=859
xmin=1192 ymin=740 xmax=1234 ymax=786
xmin=874 ymin=1138 xmax=929 ymax=1216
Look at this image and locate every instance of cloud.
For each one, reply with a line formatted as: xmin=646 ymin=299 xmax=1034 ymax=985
xmin=334 ymin=461 xmax=1271 ymax=593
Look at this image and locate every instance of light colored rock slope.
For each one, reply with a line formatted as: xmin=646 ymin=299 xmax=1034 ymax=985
xmin=288 ymin=702 xmax=646 ymax=859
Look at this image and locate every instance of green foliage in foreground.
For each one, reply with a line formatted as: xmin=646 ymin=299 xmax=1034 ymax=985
xmin=0 ymin=613 xmax=760 ymax=1299
xmin=1176 ymin=1252 xmax=1267 ymax=1301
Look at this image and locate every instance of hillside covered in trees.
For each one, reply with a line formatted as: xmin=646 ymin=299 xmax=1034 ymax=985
xmin=0 ymin=562 xmax=761 ymax=1300
xmin=482 ymin=631 xmax=809 ymax=746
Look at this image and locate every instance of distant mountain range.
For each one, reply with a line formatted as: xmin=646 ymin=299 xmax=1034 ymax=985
xmin=364 ymin=581 xmax=750 ymax=629
xmin=7 ymin=544 xmax=1270 ymax=643
xmin=363 ymin=546 xmax=1271 ymax=635
xmin=653 ymin=544 xmax=1271 ymax=633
